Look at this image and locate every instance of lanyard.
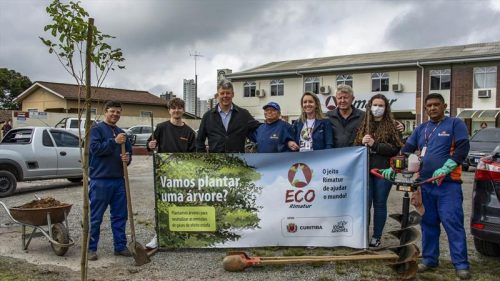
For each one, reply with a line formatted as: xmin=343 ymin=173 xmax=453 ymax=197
xmin=423 ymin=121 xmax=441 ymax=147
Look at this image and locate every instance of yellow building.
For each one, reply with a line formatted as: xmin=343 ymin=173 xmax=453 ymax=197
xmin=14 ymin=81 xmax=170 ymax=118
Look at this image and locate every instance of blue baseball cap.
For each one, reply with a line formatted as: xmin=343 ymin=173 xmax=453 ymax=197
xmin=263 ymin=102 xmax=280 ymax=111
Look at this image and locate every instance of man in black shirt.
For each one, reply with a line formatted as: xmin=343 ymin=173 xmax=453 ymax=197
xmin=145 ymin=98 xmax=195 ymax=249
xmin=196 ymin=79 xmax=260 ymax=153
xmin=147 ymin=98 xmax=196 ymax=153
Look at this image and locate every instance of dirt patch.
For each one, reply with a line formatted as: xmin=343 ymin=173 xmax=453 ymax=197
xmin=15 ymin=197 xmax=65 ymax=209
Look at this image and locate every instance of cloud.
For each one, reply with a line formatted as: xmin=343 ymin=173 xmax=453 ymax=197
xmin=384 ymin=0 xmax=500 ymax=49
xmin=1 ymin=0 xmax=500 ymax=103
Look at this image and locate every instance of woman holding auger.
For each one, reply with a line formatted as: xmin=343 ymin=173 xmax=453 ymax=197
xmin=288 ymin=92 xmax=333 ymax=151
xmin=354 ymin=94 xmax=402 ymax=247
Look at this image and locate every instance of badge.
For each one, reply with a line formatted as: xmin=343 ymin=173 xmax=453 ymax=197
xmin=421 ymin=146 xmax=427 ymax=157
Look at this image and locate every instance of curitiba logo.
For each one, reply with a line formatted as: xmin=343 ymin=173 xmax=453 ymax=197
xmin=288 ymin=163 xmax=313 ymax=188
xmin=287 ymin=223 xmax=298 ymax=233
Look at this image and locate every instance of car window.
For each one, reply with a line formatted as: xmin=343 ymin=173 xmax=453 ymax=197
xmin=130 ymin=127 xmax=141 ymax=134
xmin=69 ymin=119 xmax=79 ymax=129
xmin=42 ymin=130 xmax=54 ymax=147
xmin=471 ymin=129 xmax=500 ymax=142
xmin=1 ymin=129 xmax=33 ymax=144
xmin=142 ymin=127 xmax=152 ymax=134
xmin=50 ymin=130 xmax=80 ymax=147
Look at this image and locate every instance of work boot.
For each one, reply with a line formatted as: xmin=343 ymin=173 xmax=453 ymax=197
xmin=456 ymin=269 xmax=471 ymax=280
xmin=88 ymin=251 xmax=98 ymax=261
xmin=417 ymin=263 xmax=436 ymax=273
xmin=114 ymin=248 xmax=132 ymax=257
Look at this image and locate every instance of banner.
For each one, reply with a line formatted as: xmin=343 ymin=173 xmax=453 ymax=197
xmin=155 ymin=147 xmax=368 ymax=249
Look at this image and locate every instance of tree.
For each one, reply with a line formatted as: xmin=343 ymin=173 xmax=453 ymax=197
xmin=0 ymin=68 xmax=32 ymax=109
xmin=40 ymin=1 xmax=125 ymax=280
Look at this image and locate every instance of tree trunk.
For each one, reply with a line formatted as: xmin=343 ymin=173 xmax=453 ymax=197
xmin=81 ymin=17 xmax=94 ymax=281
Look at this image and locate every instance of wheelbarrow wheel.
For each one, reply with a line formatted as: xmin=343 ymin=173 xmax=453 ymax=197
xmin=50 ymin=223 xmax=70 ymax=256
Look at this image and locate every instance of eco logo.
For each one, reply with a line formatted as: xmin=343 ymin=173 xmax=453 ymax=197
xmin=288 ymin=163 xmax=313 ymax=188
xmin=287 ymin=223 xmax=298 ymax=233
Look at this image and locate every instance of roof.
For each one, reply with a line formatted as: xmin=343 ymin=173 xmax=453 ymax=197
xmin=229 ymin=41 xmax=500 ymax=78
xmin=15 ymin=81 xmax=168 ymax=106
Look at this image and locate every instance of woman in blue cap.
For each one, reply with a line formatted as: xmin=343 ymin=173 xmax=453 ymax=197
xmin=250 ymin=101 xmax=294 ymax=153
xmin=288 ymin=92 xmax=333 ymax=151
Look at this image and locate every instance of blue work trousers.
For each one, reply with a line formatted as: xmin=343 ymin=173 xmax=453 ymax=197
xmin=368 ymin=175 xmax=393 ymax=239
xmin=420 ymin=182 xmax=469 ymax=270
xmin=88 ymin=178 xmax=128 ymax=252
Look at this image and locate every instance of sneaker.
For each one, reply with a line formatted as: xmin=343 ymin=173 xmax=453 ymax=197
xmin=456 ymin=269 xmax=471 ymax=280
xmin=88 ymin=251 xmax=98 ymax=261
xmin=114 ymin=248 xmax=132 ymax=257
xmin=417 ymin=263 xmax=436 ymax=273
xmin=369 ymin=237 xmax=381 ymax=247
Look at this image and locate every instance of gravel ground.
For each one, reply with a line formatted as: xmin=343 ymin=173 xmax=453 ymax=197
xmin=0 ymin=155 xmax=495 ymax=281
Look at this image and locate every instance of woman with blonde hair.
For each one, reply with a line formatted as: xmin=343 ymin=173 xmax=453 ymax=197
xmin=355 ymin=93 xmax=402 ymax=247
xmin=288 ymin=92 xmax=333 ymax=151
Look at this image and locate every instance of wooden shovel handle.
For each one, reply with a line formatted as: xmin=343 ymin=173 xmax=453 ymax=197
xmin=121 ymin=143 xmax=136 ymax=240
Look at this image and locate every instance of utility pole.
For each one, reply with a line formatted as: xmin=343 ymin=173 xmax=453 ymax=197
xmin=190 ymin=51 xmax=203 ymax=117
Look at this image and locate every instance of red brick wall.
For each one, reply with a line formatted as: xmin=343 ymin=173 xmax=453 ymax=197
xmin=451 ymin=65 xmax=473 ymax=116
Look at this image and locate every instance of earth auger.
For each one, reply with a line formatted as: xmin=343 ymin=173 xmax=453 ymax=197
xmin=370 ymin=153 xmax=445 ymax=279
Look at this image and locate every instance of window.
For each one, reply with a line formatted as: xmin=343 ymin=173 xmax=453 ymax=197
xmin=129 ymin=126 xmax=142 ymax=134
xmin=140 ymin=111 xmax=152 ymax=118
xmin=474 ymin=67 xmax=497 ymax=89
xmin=430 ymin=69 xmax=451 ymax=90
xmin=27 ymin=109 xmax=38 ymax=113
xmin=50 ymin=130 xmax=80 ymax=147
xmin=371 ymin=73 xmax=389 ymax=92
xmin=336 ymin=75 xmax=353 ymax=87
xmin=243 ymin=82 xmax=256 ymax=97
xmin=1 ymin=129 xmax=33 ymax=144
xmin=270 ymin=79 xmax=284 ymax=96
xmin=304 ymin=77 xmax=320 ymax=94
xmin=82 ymin=108 xmax=97 ymax=115
xmin=42 ymin=130 xmax=54 ymax=147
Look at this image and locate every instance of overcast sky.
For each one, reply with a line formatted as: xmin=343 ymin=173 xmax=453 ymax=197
xmin=1 ymin=0 xmax=500 ymax=100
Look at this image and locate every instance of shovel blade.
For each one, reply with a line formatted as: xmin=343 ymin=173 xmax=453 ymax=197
xmin=128 ymin=241 xmax=151 ymax=266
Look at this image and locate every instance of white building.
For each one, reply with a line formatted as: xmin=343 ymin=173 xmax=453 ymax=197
xmin=227 ymin=41 xmax=500 ymax=133
xmin=183 ymin=79 xmax=196 ymax=115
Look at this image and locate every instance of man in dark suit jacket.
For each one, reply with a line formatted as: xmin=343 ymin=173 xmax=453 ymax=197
xmin=196 ymin=80 xmax=260 ymax=153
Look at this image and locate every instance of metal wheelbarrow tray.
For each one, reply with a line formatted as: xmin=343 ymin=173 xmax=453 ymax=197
xmin=0 ymin=201 xmax=75 ymax=256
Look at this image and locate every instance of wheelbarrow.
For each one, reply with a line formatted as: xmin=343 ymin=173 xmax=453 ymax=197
xmin=0 ymin=200 xmax=74 ymax=256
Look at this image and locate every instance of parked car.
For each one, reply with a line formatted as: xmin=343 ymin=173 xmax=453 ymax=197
xmin=54 ymin=117 xmax=97 ymax=137
xmin=470 ymin=145 xmax=500 ymax=257
xmin=0 ymin=127 xmax=82 ymax=197
xmin=463 ymin=128 xmax=500 ymax=171
xmin=125 ymin=125 xmax=154 ymax=146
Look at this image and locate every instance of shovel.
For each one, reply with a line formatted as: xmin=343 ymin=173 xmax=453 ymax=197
xmin=121 ymin=143 xmax=151 ymax=266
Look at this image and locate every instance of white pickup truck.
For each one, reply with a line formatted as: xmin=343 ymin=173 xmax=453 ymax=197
xmin=54 ymin=117 xmax=96 ymax=136
xmin=0 ymin=127 xmax=83 ymax=197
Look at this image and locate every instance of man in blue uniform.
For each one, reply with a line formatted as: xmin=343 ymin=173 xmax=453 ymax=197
xmin=382 ymin=93 xmax=471 ymax=279
xmin=88 ymin=101 xmax=133 ymax=261
xmin=250 ymin=102 xmax=293 ymax=153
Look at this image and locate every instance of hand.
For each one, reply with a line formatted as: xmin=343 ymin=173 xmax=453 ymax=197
xmin=288 ymin=141 xmax=299 ymax=151
xmin=395 ymin=121 xmax=405 ymax=132
xmin=115 ymin=133 xmax=127 ymax=144
xmin=148 ymin=139 xmax=157 ymax=150
xmin=431 ymin=159 xmax=457 ymax=185
xmin=120 ymin=152 xmax=129 ymax=163
xmin=380 ymin=168 xmax=395 ymax=181
xmin=362 ymin=135 xmax=375 ymax=147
